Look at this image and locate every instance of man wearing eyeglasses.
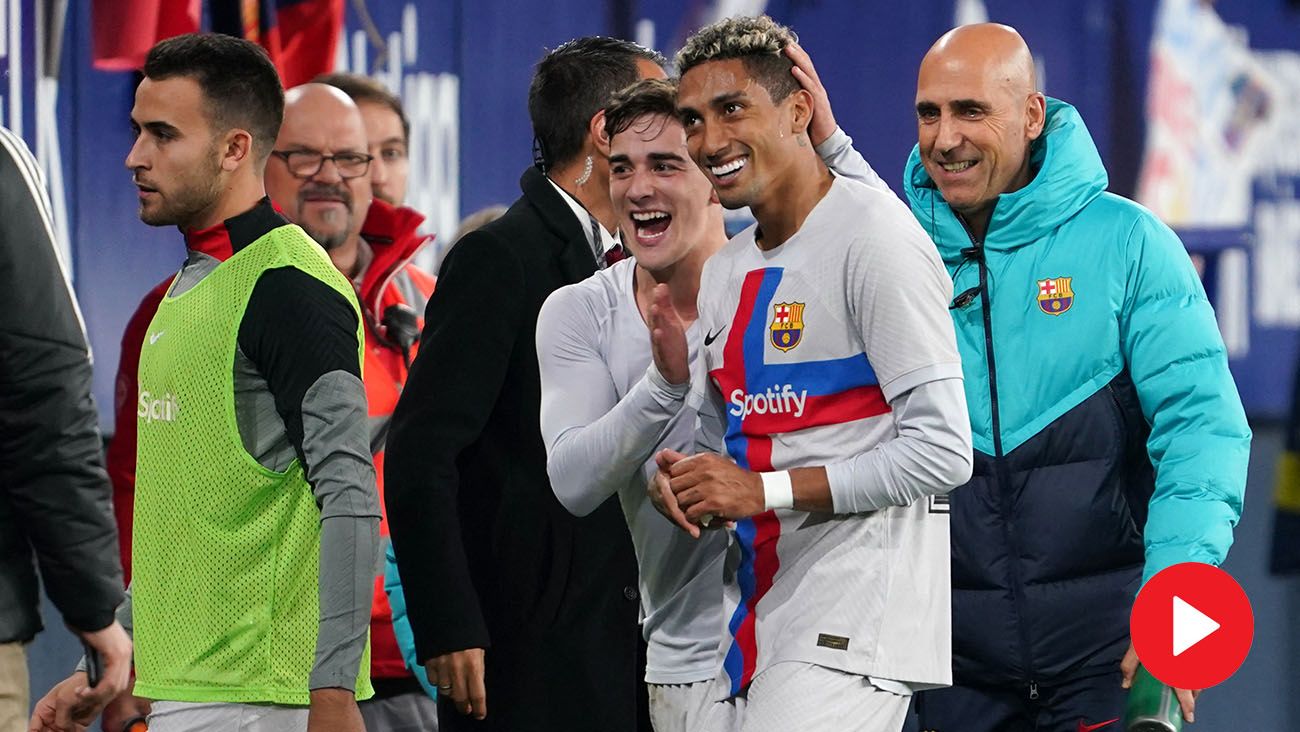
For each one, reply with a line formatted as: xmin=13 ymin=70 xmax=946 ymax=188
xmin=265 ymin=82 xmax=439 ymax=732
xmin=266 ymin=84 xmax=378 ymax=280
xmin=316 ymin=72 xmax=412 ymax=208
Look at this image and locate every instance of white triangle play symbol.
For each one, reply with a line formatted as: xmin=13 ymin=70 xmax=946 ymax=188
xmin=1173 ymin=596 xmax=1220 ymax=656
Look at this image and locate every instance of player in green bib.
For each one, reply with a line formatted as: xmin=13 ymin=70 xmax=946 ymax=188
xmin=32 ymin=34 xmax=379 ymax=732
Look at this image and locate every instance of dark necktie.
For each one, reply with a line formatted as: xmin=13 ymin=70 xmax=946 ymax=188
xmin=604 ymin=242 xmax=628 ymax=267
xmin=585 ymin=211 xmax=628 ymax=269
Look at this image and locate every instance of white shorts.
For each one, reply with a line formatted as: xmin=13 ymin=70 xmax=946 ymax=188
xmin=147 ymin=701 xmax=308 ymax=732
xmin=694 ymin=662 xmax=910 ymax=732
xmin=648 ymin=679 xmax=714 ymax=732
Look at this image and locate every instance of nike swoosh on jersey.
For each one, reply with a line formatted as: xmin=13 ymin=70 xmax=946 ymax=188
xmin=1077 ymin=718 xmax=1119 ymax=732
xmin=704 ymin=327 xmax=726 ymax=346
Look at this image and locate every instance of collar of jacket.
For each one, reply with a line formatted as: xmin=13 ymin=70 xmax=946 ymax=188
xmin=519 ymin=166 xmax=600 ymax=283
xmin=358 ymin=198 xmax=433 ymax=309
xmin=182 ymin=196 xmax=286 ymax=261
xmin=903 ymin=97 xmax=1109 ymax=264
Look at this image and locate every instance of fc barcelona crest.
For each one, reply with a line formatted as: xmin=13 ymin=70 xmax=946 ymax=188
xmin=1036 ymin=277 xmax=1074 ymax=316
xmin=771 ymin=302 xmax=805 ymax=351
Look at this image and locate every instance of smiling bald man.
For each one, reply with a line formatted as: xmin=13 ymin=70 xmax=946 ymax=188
xmin=903 ymin=23 xmax=1250 ymax=732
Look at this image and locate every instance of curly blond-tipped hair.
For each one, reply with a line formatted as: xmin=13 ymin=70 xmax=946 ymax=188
xmin=674 ymin=15 xmax=800 ymax=102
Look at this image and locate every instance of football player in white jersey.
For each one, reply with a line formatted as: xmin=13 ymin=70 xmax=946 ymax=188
xmin=536 ymin=47 xmax=890 ymax=732
xmin=653 ymin=15 xmax=974 ymax=732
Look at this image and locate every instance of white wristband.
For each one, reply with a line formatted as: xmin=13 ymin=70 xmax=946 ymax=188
xmin=762 ymin=471 xmax=794 ymax=511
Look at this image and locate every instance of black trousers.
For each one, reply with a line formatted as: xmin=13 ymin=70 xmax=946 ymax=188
xmin=915 ymin=670 xmax=1128 ymax=732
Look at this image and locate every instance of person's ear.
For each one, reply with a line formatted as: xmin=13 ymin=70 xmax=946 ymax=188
xmin=591 ymin=108 xmax=611 ymax=157
xmin=789 ymin=88 xmax=814 ymax=139
xmin=220 ymin=128 xmax=254 ymax=172
xmin=1025 ymin=93 xmax=1047 ymax=142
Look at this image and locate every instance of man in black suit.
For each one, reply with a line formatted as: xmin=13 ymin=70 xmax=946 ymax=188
xmin=385 ymin=37 xmax=667 ymax=731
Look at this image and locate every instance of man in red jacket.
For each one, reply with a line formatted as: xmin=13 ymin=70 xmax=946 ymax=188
xmin=316 ymin=72 xmax=411 ymax=208
xmin=265 ymin=81 xmax=437 ymax=732
xmin=104 ymin=81 xmax=436 ymax=732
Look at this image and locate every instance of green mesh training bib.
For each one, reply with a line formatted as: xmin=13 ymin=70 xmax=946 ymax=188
xmin=132 ymin=224 xmax=373 ymax=705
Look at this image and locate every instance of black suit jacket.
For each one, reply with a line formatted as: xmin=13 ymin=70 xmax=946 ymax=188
xmin=386 ymin=167 xmax=643 ymax=731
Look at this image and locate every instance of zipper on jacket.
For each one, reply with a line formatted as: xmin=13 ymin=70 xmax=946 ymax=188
xmin=960 ymin=221 xmax=1039 ymax=699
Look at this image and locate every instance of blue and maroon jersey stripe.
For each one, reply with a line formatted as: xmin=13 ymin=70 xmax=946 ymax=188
xmin=710 ymin=267 xmax=891 ymax=694
xmin=722 ymin=511 xmax=781 ymax=694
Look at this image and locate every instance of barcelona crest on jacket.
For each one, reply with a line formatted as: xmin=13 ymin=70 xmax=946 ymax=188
xmin=1036 ymin=277 xmax=1074 ymax=316
xmin=771 ymin=302 xmax=805 ymax=351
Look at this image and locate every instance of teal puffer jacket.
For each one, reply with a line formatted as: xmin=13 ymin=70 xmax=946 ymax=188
xmin=903 ymin=98 xmax=1250 ymax=687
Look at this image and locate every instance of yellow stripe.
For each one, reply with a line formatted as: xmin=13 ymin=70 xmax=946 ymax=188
xmin=1275 ymin=451 xmax=1300 ymax=512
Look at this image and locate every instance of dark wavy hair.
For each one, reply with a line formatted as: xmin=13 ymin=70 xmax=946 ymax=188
xmin=528 ymin=37 xmax=666 ymax=170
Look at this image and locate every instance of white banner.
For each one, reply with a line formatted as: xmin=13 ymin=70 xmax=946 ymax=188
xmin=1136 ymin=0 xmax=1278 ymax=227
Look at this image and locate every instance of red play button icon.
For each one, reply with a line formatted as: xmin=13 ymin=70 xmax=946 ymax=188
xmin=1130 ymin=562 xmax=1253 ymax=689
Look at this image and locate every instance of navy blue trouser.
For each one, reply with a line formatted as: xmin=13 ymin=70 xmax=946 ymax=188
xmin=914 ymin=670 xmax=1128 ymax=732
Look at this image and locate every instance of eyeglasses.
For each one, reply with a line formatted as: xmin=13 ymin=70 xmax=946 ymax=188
xmin=271 ymin=149 xmax=374 ymax=179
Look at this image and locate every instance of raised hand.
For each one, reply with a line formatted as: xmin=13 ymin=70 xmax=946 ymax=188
xmin=648 ymin=284 xmax=689 ymax=386
xmin=786 ymin=42 xmax=837 ymax=147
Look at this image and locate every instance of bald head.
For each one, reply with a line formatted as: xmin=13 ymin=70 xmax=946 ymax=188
xmin=266 ymin=83 xmax=373 ymax=260
xmin=914 ymin=23 xmax=1047 ymax=236
xmin=922 ymin=24 xmax=1037 ymax=96
xmin=280 ymin=83 xmax=366 ymax=143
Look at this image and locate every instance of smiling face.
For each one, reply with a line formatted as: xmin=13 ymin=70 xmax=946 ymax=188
xmin=915 ymin=27 xmax=1045 ymax=221
xmin=609 ymin=112 xmax=718 ymax=273
xmin=676 ymin=58 xmax=805 ymax=212
xmin=264 ymin=86 xmax=372 ymax=251
xmin=125 ymin=76 xmax=226 ymax=229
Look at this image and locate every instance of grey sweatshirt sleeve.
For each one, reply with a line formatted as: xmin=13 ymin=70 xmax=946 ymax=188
xmin=240 ymin=271 xmax=380 ymax=693
xmin=826 ymin=378 xmax=973 ymax=513
xmin=537 ymin=283 xmax=690 ymax=517
xmin=116 ymin=586 xmax=132 ymax=638
xmin=816 ymin=126 xmax=893 ymax=194
xmin=301 ymin=373 xmax=382 ymax=691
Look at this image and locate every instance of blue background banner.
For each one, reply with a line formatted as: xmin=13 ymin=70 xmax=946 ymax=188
xmin=2 ymin=0 xmax=1298 ymax=423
